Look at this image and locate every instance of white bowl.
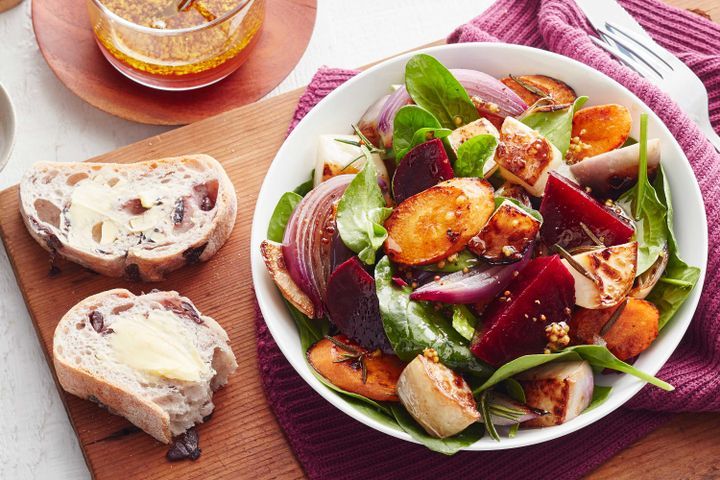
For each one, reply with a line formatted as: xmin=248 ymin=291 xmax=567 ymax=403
xmin=251 ymin=43 xmax=707 ymax=450
xmin=0 ymin=82 xmax=16 ymax=172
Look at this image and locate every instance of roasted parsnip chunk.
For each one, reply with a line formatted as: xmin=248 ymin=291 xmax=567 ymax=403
xmin=314 ymin=134 xmax=390 ymax=187
xmin=570 ymin=298 xmax=659 ymax=361
xmin=468 ymin=199 xmax=540 ymax=264
xmin=562 ymin=242 xmax=638 ymax=309
xmin=260 ymin=240 xmax=314 ymax=318
xmin=495 ymin=117 xmax=563 ymax=197
xmin=307 ymin=336 xmax=405 ymax=402
xmin=397 ymin=354 xmax=480 ymax=438
xmin=384 ymin=178 xmax=495 ymax=266
xmin=517 ymin=361 xmax=594 ymax=427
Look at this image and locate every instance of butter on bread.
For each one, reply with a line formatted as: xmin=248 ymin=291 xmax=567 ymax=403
xmin=53 ymin=289 xmax=237 ymax=444
xmin=19 ymin=155 xmax=237 ymax=282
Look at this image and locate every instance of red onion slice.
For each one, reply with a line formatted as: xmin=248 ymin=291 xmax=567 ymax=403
xmin=282 ymin=175 xmax=353 ymax=317
xmin=377 ymin=85 xmax=412 ymax=149
xmin=409 ymin=245 xmax=534 ymax=304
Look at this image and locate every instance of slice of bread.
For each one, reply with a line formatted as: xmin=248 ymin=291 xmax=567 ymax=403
xmin=53 ymin=289 xmax=237 ymax=444
xmin=20 ymin=155 xmax=237 ymax=282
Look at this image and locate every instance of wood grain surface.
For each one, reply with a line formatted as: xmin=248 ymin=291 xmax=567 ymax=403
xmin=31 ymin=0 xmax=317 ymax=125
xmin=1 ymin=1 xmax=717 ymax=479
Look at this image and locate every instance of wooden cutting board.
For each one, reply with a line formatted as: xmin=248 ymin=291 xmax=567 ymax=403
xmin=2 ymin=1 xmax=720 ymax=476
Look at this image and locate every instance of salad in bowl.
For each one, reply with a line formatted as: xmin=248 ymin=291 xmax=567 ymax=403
xmin=254 ymin=48 xmax=702 ymax=453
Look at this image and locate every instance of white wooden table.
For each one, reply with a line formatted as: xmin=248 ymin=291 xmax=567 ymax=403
xmin=0 ymin=1 xmax=488 ymax=477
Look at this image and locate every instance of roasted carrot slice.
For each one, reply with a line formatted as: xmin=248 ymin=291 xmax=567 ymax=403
xmin=570 ymin=104 xmax=632 ymax=161
xmin=307 ymin=335 xmax=405 ymax=402
xmin=569 ymin=298 xmax=659 ymax=361
xmin=501 ymin=75 xmax=577 ymax=105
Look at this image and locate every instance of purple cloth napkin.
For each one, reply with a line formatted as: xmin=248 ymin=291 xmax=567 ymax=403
xmin=256 ymin=1 xmax=720 ymax=478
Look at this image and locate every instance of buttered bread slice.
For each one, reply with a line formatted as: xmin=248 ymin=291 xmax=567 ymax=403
xmin=53 ymin=289 xmax=237 ymax=444
xmin=20 ymin=155 xmax=237 ymax=281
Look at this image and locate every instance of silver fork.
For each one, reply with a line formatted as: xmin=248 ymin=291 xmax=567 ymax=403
xmin=576 ymin=0 xmax=720 ymax=151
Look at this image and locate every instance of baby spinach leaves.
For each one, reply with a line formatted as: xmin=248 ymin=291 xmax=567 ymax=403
xmin=584 ymin=385 xmax=612 ymax=413
xmin=473 ymin=344 xmax=672 ymax=395
xmin=390 ymin=404 xmax=485 ymax=455
xmin=375 ymin=256 xmax=493 ymax=378
xmin=454 ymin=134 xmax=498 ymax=177
xmin=393 ymin=105 xmax=449 ymax=161
xmin=336 ymin=158 xmax=392 ymax=265
xmin=452 ymin=305 xmax=478 ymax=341
xmin=405 ymin=54 xmax=479 ymax=130
xmin=646 ymin=165 xmax=701 ymax=330
xmin=267 ymin=192 xmax=302 ymax=242
xmin=521 ymin=96 xmax=588 ymax=155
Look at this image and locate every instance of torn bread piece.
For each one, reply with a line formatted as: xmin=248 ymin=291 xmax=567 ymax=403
xmin=53 ymin=289 xmax=237 ymax=444
xmin=20 ymin=155 xmax=237 ymax=282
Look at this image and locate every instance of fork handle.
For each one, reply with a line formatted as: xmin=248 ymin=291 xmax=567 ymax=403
xmin=696 ymin=121 xmax=720 ymax=153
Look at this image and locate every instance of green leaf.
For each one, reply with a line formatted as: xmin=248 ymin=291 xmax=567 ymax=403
xmin=646 ymin=165 xmax=701 ymax=330
xmin=494 ymin=196 xmax=543 ymax=223
xmin=503 ymin=379 xmax=525 ymax=438
xmin=521 ymin=96 xmax=588 ymax=155
xmin=454 ymin=134 xmax=498 ymax=177
xmin=375 ymin=256 xmax=494 ymax=378
xmin=389 ymin=404 xmax=485 ymax=455
xmin=336 ymin=159 xmax=393 ymax=265
xmin=286 ymin=300 xmax=328 ymax=351
xmin=293 ymin=170 xmax=315 ymax=196
xmin=584 ymin=385 xmax=612 ymax=413
xmin=473 ymin=345 xmax=672 ymax=395
xmin=405 ymin=54 xmax=479 ymax=129
xmin=418 ymin=249 xmax=479 ymax=273
xmin=392 ymin=105 xmax=443 ymax=162
xmin=617 ymin=113 xmax=668 ymax=275
xmin=452 ymin=305 xmax=477 ymax=341
xmin=267 ymin=192 xmax=303 ymax=242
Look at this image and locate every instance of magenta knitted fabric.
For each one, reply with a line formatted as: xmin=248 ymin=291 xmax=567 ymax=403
xmin=256 ymin=1 xmax=719 ymax=478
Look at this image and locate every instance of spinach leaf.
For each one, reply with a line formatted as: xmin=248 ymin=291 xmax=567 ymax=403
xmin=392 ymin=105 xmax=443 ymax=161
xmin=503 ymin=379 xmax=525 ymax=438
xmin=646 ymin=165 xmax=701 ymax=330
xmin=405 ymin=54 xmax=479 ymax=129
xmin=584 ymin=385 xmax=612 ymax=413
xmin=494 ymin=196 xmax=543 ymax=223
xmin=473 ymin=344 xmax=672 ymax=394
xmin=375 ymin=256 xmax=493 ymax=378
xmin=617 ymin=113 xmax=668 ymax=275
xmin=390 ymin=404 xmax=485 ymax=455
xmin=452 ymin=305 xmax=477 ymax=341
xmin=418 ymin=249 xmax=479 ymax=273
xmin=267 ymin=192 xmax=303 ymax=242
xmin=521 ymin=96 xmax=588 ymax=155
xmin=336 ymin=158 xmax=393 ymax=265
xmin=454 ymin=134 xmax=498 ymax=177
xmin=293 ymin=170 xmax=315 ymax=196
xmin=286 ymin=300 xmax=327 ymax=351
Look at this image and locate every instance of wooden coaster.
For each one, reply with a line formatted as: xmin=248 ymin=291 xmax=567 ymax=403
xmin=32 ymin=0 xmax=317 ymax=125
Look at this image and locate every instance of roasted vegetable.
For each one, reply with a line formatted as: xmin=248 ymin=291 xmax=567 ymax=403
xmin=468 ymin=199 xmax=540 ymax=264
xmin=397 ymin=353 xmax=480 ymax=438
xmin=569 ymin=139 xmax=661 ymax=197
xmin=470 ymin=255 xmax=575 ymax=366
xmin=495 ymin=117 xmax=564 ymax=196
xmin=325 ymin=257 xmax=392 ymax=353
xmin=540 ymin=172 xmax=634 ymax=249
xmin=260 ymin=240 xmax=314 ymax=318
xmin=392 ymin=138 xmax=454 ymax=203
xmin=307 ymin=335 xmax=406 ymax=402
xmin=630 ymin=245 xmax=669 ymax=299
xmin=570 ymin=298 xmax=659 ymax=361
xmin=314 ymin=134 xmax=389 ymax=187
xmin=517 ymin=360 xmax=594 ymax=427
xmin=500 ymin=74 xmax=577 ymax=106
xmin=495 ymin=182 xmax=532 ymax=208
xmin=561 ymin=242 xmax=638 ymax=309
xmin=384 ymin=177 xmax=495 ymax=266
xmin=569 ymin=104 xmax=632 ymax=161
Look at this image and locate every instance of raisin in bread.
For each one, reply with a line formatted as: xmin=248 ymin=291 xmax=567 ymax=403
xmin=53 ymin=289 xmax=237 ymax=444
xmin=20 ymin=155 xmax=237 ymax=282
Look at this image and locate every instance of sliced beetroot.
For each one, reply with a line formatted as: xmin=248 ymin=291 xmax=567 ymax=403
xmin=470 ymin=255 xmax=575 ymax=366
xmin=539 ymin=172 xmax=634 ymax=249
xmin=325 ymin=257 xmax=393 ymax=353
xmin=392 ymin=138 xmax=454 ymax=203
xmin=330 ymin=229 xmax=354 ymax=273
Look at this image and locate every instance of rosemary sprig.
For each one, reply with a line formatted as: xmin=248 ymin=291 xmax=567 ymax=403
xmin=325 ymin=335 xmax=369 ymax=384
xmin=479 ymin=391 xmax=500 ymax=442
xmin=509 ymin=74 xmax=550 ymax=99
xmin=488 ymin=404 xmax=524 ymax=421
xmin=554 ymin=244 xmax=600 ymax=284
xmin=600 ymin=299 xmax=628 ymax=337
xmin=580 ymin=222 xmax=604 ymax=247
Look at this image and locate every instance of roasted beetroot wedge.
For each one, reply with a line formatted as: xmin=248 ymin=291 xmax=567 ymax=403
xmin=325 ymin=257 xmax=393 ymax=353
xmin=470 ymin=255 xmax=575 ymax=366
xmin=539 ymin=172 xmax=634 ymax=249
xmin=392 ymin=138 xmax=454 ymax=203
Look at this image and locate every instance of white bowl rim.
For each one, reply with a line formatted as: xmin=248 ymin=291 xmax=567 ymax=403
xmin=0 ymin=82 xmax=16 ymax=172
xmin=251 ymin=42 xmax=708 ymax=451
